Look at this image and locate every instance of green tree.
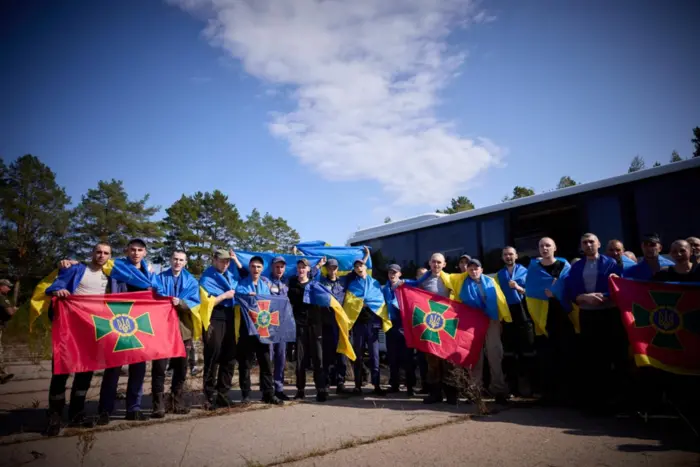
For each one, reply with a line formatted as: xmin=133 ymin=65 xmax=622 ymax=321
xmin=628 ymin=155 xmax=645 ymax=173
xmin=70 ymin=180 xmax=162 ymax=257
xmin=653 ymin=161 xmax=661 ymax=167
xmin=669 ymin=150 xmax=683 ymax=163
xmin=436 ymin=196 xmax=475 ymax=214
xmin=157 ymin=190 xmax=244 ymax=273
xmin=502 ymin=186 xmax=535 ymax=202
xmin=384 ymin=217 xmax=392 ymax=224
xmin=556 ymin=176 xmax=577 ymax=189
xmin=0 ymin=155 xmax=71 ymax=301
xmin=692 ymin=127 xmax=700 ymax=158
xmin=238 ymin=209 xmax=300 ymax=252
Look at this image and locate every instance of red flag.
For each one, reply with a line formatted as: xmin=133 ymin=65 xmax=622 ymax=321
xmin=396 ymin=286 xmax=489 ymax=367
xmin=52 ymin=291 xmax=185 ymax=375
xmin=609 ymin=276 xmax=700 ymax=375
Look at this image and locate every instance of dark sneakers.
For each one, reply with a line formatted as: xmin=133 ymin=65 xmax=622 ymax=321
xmin=240 ymin=391 xmax=251 ymax=404
xmin=68 ymin=412 xmax=96 ymax=429
xmin=336 ymin=383 xmax=349 ymax=395
xmin=46 ymin=412 xmax=62 ymax=437
xmin=0 ymin=373 xmax=14 ymax=384
xmin=294 ymin=390 xmax=306 ymax=400
xmin=373 ymin=386 xmax=387 ymax=396
xmin=316 ymin=391 xmax=328 ymax=402
xmin=387 ymin=386 xmax=401 ymax=394
xmin=262 ymin=394 xmax=284 ymax=406
xmin=96 ymin=411 xmax=110 ymax=426
xmin=275 ymin=392 xmax=290 ymax=401
xmin=423 ymin=391 xmax=444 ymax=404
xmin=151 ymin=393 xmax=166 ymax=419
xmin=216 ymin=393 xmax=235 ymax=408
xmin=125 ymin=410 xmax=150 ymax=421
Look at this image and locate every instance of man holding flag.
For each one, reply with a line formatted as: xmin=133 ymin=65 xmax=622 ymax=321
xmin=266 ymin=256 xmax=291 ymax=401
xmin=497 ymin=247 xmax=535 ymax=397
xmin=199 ymin=249 xmax=238 ymax=409
xmin=98 ymin=238 xmax=155 ymax=423
xmin=347 ymin=258 xmax=389 ymax=396
xmin=44 ymin=242 xmax=113 ymax=435
xmin=235 ymin=256 xmax=283 ymax=405
xmin=460 ymin=258 xmax=510 ymax=404
xmin=151 ymin=250 xmax=201 ymax=417
xmin=383 ymin=264 xmax=415 ymax=396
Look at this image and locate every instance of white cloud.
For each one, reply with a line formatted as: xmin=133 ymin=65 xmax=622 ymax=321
xmin=171 ymin=0 xmax=501 ymax=206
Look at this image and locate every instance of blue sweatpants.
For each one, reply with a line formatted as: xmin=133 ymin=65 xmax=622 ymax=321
xmin=98 ymin=362 xmax=146 ymax=414
xmin=270 ymin=342 xmax=286 ymax=393
xmin=352 ymin=323 xmax=380 ymax=388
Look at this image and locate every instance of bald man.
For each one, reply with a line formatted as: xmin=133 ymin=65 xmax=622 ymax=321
xmin=653 ymin=240 xmax=700 ymax=282
xmin=606 ymin=240 xmax=636 ymax=270
xmin=564 ymin=233 xmax=626 ymax=414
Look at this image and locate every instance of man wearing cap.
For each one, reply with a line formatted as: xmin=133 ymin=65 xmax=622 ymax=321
xmin=497 ymin=247 xmax=535 ymax=397
xmin=199 ymin=249 xmax=238 ymax=409
xmin=459 ymin=258 xmax=510 ymax=404
xmin=316 ymin=257 xmax=348 ymax=393
xmin=0 ymin=279 xmax=17 ymax=385
xmin=98 ymin=238 xmax=155 ymax=423
xmin=288 ymin=258 xmax=328 ymax=401
xmin=458 ymin=254 xmax=472 ymax=273
xmin=383 ymin=264 xmax=415 ymax=395
xmin=623 ymin=234 xmax=674 ymax=280
xmin=235 ymin=256 xmax=282 ymax=405
xmin=268 ymin=256 xmax=291 ymax=401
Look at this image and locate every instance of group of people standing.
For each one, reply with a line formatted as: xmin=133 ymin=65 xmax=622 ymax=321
xmin=3 ymin=231 xmax=698 ymax=436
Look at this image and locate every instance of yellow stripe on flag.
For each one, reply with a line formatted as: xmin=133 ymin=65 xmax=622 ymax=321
xmin=343 ymin=291 xmax=365 ymax=328
xmin=328 ymin=297 xmax=356 ymax=361
xmin=494 ymin=282 xmax=512 ymax=323
xmin=526 ymin=297 xmax=549 ymax=336
xmin=29 ymin=269 xmax=59 ymax=331
xmin=198 ymin=286 xmax=215 ymax=333
xmin=569 ymin=304 xmax=581 ymax=334
xmin=634 ymin=354 xmax=700 ymax=376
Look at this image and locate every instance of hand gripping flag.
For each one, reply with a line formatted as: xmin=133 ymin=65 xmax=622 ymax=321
xmin=235 ymin=294 xmax=296 ymax=345
xmin=396 ymin=285 xmax=489 ymax=367
xmin=233 ymin=251 xmax=323 ymax=282
xmin=51 ymin=291 xmax=185 ymax=374
xmin=304 ymin=281 xmax=356 ymax=361
xmin=294 ymin=243 xmax=373 ymax=276
xmin=609 ymin=276 xmax=700 ymax=375
xmin=29 ymin=259 xmax=115 ymax=330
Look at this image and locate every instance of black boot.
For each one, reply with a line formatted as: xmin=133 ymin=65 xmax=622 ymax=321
xmin=423 ymin=388 xmax=444 ymax=404
xmin=172 ymin=390 xmax=190 ymax=415
xmin=125 ymin=410 xmax=150 ymax=421
xmin=152 ymin=392 xmax=166 ymax=419
xmin=46 ymin=411 xmax=62 ymax=437
xmin=444 ymin=385 xmax=458 ymax=405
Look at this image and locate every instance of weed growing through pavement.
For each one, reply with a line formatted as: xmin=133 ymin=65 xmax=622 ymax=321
xmin=454 ymin=367 xmax=488 ymax=415
xmin=76 ymin=430 xmax=96 ymax=467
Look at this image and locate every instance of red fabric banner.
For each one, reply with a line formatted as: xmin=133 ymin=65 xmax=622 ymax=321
xmin=609 ymin=276 xmax=700 ymax=375
xmin=396 ymin=286 xmax=489 ymax=367
xmin=52 ymin=291 xmax=185 ymax=374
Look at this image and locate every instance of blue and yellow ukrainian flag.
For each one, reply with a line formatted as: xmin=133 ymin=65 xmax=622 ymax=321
xmin=524 ymin=258 xmax=578 ymax=336
xmin=304 ymin=282 xmax=356 ymax=361
xmin=343 ymin=276 xmax=391 ymax=332
xmin=295 ymin=243 xmax=373 ymax=276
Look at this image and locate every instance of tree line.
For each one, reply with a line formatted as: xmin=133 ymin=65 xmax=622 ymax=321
xmin=438 ymin=126 xmax=700 ymax=215
xmin=0 ymin=155 xmax=301 ymax=302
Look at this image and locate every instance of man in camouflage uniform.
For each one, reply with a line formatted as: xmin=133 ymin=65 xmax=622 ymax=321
xmin=0 ymin=279 xmax=17 ymax=384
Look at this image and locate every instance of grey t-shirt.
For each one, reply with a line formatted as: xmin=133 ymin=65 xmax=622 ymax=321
xmin=75 ymin=267 xmax=109 ymax=295
xmin=421 ymin=274 xmax=451 ymax=298
xmin=583 ymin=259 xmax=598 ymax=294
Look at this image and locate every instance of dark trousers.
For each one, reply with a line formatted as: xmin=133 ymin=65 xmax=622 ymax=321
xmin=296 ymin=323 xmax=326 ymax=391
xmin=387 ymin=328 xmax=415 ymax=389
xmin=152 ymin=340 xmax=192 ymax=394
xmin=99 ymin=362 xmax=146 ymax=414
xmin=48 ymin=361 xmax=93 ymax=418
xmin=270 ymin=342 xmax=286 ymax=393
xmin=578 ymin=307 xmax=629 ymax=408
xmin=202 ymin=319 xmax=237 ymax=401
xmin=238 ymin=335 xmax=274 ymax=397
xmin=416 ymin=351 xmax=428 ymax=388
xmin=536 ymin=300 xmax=577 ymax=404
xmin=502 ymin=318 xmax=536 ymax=396
xmin=322 ymin=323 xmax=347 ymax=386
xmin=352 ymin=323 xmax=380 ymax=388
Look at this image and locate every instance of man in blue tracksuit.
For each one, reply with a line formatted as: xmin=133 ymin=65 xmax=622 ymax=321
xmin=623 ymin=233 xmax=674 ymax=280
xmin=317 ymin=258 xmax=350 ymax=393
xmin=383 ymin=264 xmax=415 ymax=396
xmin=99 ymin=238 xmax=155 ymax=423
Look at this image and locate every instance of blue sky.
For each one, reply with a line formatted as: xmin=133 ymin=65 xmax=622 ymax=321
xmin=2 ymin=0 xmax=698 ymax=246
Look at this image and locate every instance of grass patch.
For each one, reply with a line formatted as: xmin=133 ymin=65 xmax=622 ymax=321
xmin=3 ymin=302 xmax=52 ymax=363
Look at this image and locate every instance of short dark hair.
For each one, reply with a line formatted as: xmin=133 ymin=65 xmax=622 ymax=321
xmin=502 ymin=246 xmax=516 ymax=253
xmin=171 ymin=249 xmax=187 ymax=258
xmin=93 ymin=242 xmax=111 ymax=252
